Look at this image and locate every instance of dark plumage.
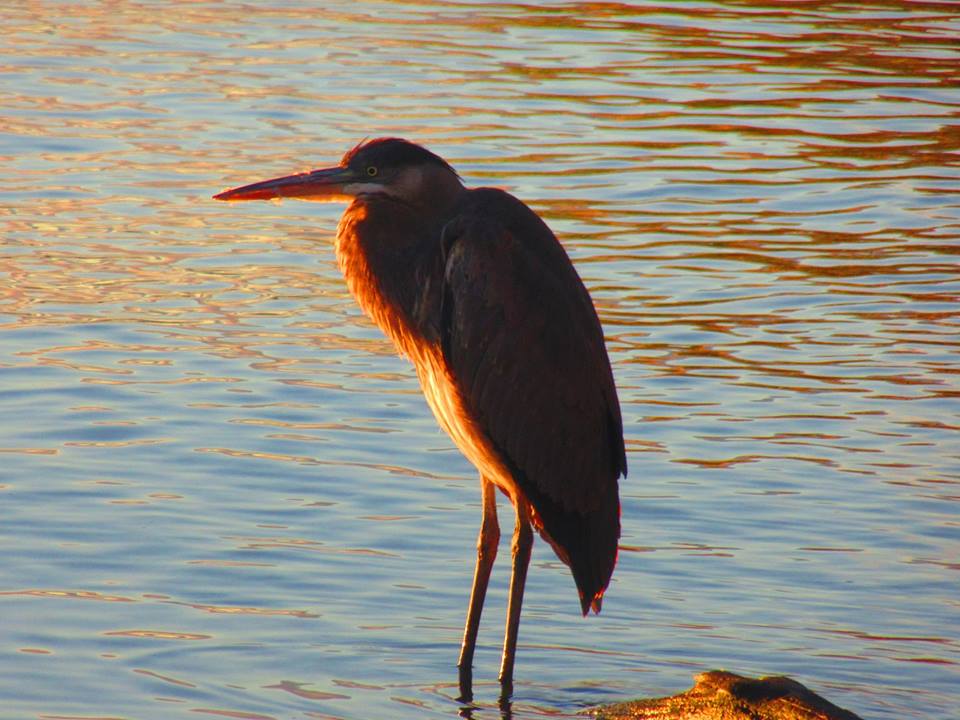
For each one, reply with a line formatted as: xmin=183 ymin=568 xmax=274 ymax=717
xmin=342 ymin=136 xmax=459 ymax=177
xmin=215 ymin=138 xmax=626 ymax=697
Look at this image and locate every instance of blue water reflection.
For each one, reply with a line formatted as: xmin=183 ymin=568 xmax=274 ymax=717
xmin=1 ymin=2 xmax=958 ymax=719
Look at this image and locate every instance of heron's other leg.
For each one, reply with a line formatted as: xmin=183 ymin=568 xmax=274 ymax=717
xmin=498 ymin=496 xmax=533 ymax=695
xmin=457 ymin=476 xmax=499 ymax=700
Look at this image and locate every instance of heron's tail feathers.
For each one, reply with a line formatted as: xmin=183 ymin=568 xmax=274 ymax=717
xmin=528 ymin=483 xmax=621 ymax=617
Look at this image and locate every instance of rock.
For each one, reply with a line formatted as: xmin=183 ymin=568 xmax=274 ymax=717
xmin=590 ymin=670 xmax=863 ymax=720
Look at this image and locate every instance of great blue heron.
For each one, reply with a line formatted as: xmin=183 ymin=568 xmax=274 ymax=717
xmin=214 ymin=138 xmax=626 ymax=698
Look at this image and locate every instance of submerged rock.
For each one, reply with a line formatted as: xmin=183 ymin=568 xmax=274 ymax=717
xmin=591 ymin=670 xmax=863 ymax=720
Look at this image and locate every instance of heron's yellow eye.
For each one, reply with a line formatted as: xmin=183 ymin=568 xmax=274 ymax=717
xmin=366 ymin=166 xmax=378 ymax=177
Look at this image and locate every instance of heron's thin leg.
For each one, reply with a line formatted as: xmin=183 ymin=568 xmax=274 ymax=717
xmin=457 ymin=476 xmax=500 ymax=700
xmin=498 ymin=497 xmax=533 ymax=695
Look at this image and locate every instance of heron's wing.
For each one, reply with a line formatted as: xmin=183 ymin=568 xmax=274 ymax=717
xmin=439 ymin=189 xmax=626 ymax=515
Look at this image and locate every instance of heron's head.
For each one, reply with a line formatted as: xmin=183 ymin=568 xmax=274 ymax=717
xmin=214 ymin=138 xmax=463 ymax=206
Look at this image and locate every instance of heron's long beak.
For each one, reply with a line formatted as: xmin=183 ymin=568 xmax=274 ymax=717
xmin=213 ymin=165 xmax=358 ymax=202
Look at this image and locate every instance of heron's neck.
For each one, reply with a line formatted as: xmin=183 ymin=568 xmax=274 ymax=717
xmin=335 ymin=197 xmax=447 ymax=359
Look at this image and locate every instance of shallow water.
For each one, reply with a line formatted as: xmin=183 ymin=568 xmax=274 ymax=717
xmin=1 ymin=2 xmax=958 ymax=719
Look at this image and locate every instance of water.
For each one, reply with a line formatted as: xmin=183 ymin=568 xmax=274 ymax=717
xmin=1 ymin=2 xmax=958 ymax=718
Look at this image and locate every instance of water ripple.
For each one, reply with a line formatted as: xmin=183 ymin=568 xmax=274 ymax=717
xmin=1 ymin=2 xmax=957 ymax=719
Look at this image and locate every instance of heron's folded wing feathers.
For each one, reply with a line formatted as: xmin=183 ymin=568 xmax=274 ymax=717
xmin=439 ymin=190 xmax=626 ymax=514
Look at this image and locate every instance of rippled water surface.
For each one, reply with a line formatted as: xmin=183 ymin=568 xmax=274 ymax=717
xmin=2 ymin=2 xmax=958 ymax=719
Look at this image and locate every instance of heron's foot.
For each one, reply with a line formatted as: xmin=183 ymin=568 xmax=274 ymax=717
xmin=498 ymin=691 xmax=513 ymax=719
xmin=457 ymin=663 xmax=474 ymax=703
xmin=497 ymin=672 xmax=514 ymax=702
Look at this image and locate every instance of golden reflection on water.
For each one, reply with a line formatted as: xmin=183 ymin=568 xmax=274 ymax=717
xmin=266 ymin=680 xmax=351 ymax=701
xmin=104 ymin=629 xmax=212 ymax=641
xmin=0 ymin=589 xmax=136 ymax=603
xmin=133 ymin=668 xmax=198 ymax=689
xmin=1 ymin=1 xmax=958 ymax=719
